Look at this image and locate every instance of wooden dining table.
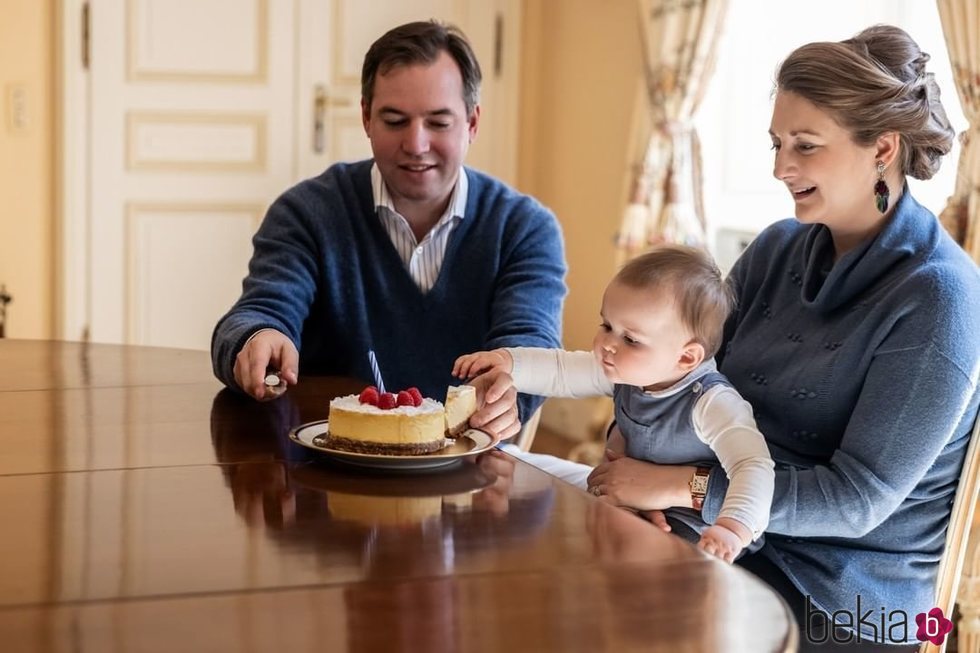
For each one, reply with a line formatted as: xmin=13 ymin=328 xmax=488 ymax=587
xmin=0 ymin=339 xmax=797 ymax=652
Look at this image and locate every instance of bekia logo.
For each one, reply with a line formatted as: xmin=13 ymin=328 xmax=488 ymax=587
xmin=915 ymin=607 xmax=953 ymax=645
xmin=806 ymin=596 xmax=954 ymax=645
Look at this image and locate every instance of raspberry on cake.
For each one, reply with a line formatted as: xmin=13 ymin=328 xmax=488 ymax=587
xmin=326 ymin=385 xmax=478 ymax=455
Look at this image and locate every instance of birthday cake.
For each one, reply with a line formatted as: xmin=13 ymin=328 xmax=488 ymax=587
xmin=326 ymin=385 xmax=477 ymax=455
xmin=446 ymin=385 xmax=477 ymax=436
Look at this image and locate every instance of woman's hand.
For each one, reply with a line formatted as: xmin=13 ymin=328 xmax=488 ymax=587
xmin=587 ymin=450 xmax=695 ymax=512
xmin=641 ymin=509 xmax=672 ymax=532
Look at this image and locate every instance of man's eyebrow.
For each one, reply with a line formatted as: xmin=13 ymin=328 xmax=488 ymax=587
xmin=377 ymin=107 xmax=455 ymax=117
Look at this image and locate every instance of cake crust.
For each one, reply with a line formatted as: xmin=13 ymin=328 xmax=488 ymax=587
xmin=322 ymin=434 xmax=448 ymax=455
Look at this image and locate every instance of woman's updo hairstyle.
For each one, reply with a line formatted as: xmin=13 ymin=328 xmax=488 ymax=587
xmin=776 ymin=25 xmax=955 ymax=180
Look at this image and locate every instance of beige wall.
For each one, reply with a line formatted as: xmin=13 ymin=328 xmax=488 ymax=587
xmin=0 ymin=0 xmax=639 ymax=350
xmin=518 ymin=0 xmax=642 ymax=351
xmin=0 ymin=0 xmax=55 ymax=339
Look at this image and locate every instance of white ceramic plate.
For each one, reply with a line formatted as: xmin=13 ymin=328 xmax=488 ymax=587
xmin=288 ymin=420 xmax=497 ymax=471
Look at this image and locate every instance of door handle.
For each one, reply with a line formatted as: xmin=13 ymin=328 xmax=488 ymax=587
xmin=313 ymin=86 xmax=353 ymax=154
xmin=313 ymin=85 xmax=327 ymax=154
xmin=0 ymin=284 xmax=12 ymax=339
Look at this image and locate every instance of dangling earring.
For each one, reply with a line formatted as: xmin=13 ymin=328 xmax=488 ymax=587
xmin=874 ymin=161 xmax=889 ymax=214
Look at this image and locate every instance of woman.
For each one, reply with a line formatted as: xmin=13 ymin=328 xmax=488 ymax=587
xmin=586 ymin=25 xmax=980 ymax=650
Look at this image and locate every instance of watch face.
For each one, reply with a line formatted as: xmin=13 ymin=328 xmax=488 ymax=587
xmin=691 ymin=476 xmax=709 ymax=495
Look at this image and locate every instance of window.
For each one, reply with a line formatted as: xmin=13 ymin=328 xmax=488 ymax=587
xmin=696 ymin=0 xmax=965 ymax=268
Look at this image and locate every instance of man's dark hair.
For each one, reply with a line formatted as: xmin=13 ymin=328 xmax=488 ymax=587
xmin=361 ymin=20 xmax=482 ymax=116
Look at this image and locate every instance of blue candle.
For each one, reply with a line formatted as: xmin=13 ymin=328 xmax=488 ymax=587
xmin=368 ymin=350 xmax=386 ymax=394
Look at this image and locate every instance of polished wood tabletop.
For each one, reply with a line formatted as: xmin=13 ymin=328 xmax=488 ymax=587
xmin=0 ymin=339 xmax=796 ymax=652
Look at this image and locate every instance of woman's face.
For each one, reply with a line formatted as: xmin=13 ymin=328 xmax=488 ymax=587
xmin=769 ymin=91 xmax=886 ymax=251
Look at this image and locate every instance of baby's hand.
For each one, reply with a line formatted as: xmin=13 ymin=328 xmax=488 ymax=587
xmin=697 ymin=524 xmax=746 ymax=563
xmin=453 ymin=349 xmax=513 ymax=379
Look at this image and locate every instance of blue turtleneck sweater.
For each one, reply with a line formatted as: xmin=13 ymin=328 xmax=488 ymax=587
xmin=211 ymin=160 xmax=567 ymax=420
xmin=710 ymin=189 xmax=980 ymax=642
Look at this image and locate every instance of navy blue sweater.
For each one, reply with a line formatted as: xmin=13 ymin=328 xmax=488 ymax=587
xmin=212 ymin=160 xmax=567 ymax=419
xmin=712 ymin=189 xmax=980 ymax=641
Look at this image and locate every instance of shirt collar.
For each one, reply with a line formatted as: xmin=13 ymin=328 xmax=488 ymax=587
xmin=371 ymin=163 xmax=468 ymax=221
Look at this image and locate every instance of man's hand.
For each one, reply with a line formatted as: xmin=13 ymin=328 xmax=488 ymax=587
xmin=466 ymin=369 xmax=521 ymax=441
xmin=230 ymin=460 xmax=296 ymax=530
xmin=453 ymin=349 xmax=514 ymax=380
xmin=233 ymin=329 xmax=299 ymax=401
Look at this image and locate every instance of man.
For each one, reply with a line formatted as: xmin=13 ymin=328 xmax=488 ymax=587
xmin=211 ymin=21 xmax=566 ymax=440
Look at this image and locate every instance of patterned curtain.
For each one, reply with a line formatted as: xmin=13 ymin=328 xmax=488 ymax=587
xmin=937 ymin=0 xmax=980 ymax=263
xmin=616 ymin=0 xmax=729 ymax=266
xmin=566 ymin=0 xmax=730 ymax=468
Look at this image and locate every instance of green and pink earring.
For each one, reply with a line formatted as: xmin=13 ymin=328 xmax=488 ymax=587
xmin=874 ymin=161 xmax=889 ymax=214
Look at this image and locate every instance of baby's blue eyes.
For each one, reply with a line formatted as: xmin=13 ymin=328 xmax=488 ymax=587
xmin=600 ymin=323 xmax=638 ymax=346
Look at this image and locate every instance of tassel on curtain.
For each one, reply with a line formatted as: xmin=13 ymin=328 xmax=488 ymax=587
xmin=616 ymin=0 xmax=729 ymax=267
xmin=937 ymin=0 xmax=980 ymax=263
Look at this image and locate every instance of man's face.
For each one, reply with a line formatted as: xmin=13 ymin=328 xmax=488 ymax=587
xmin=362 ymin=51 xmax=480 ymax=218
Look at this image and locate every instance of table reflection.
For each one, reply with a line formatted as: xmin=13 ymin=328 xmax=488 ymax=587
xmin=0 ymin=343 xmax=797 ymax=652
xmin=210 ymin=392 xmax=563 ymax=653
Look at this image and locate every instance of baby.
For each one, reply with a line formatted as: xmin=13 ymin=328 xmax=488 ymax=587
xmin=454 ymin=244 xmax=774 ymax=562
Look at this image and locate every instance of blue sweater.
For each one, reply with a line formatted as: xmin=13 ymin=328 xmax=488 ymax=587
xmin=711 ymin=190 xmax=980 ymax=641
xmin=211 ymin=160 xmax=567 ymax=420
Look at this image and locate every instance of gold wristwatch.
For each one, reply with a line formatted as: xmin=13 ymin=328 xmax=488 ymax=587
xmin=689 ymin=466 xmax=711 ymax=511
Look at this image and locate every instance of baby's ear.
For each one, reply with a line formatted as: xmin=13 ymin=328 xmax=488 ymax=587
xmin=678 ymin=341 xmax=705 ymax=373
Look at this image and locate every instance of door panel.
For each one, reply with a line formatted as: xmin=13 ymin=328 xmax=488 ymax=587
xmin=85 ymin=0 xmax=519 ymax=350
xmin=90 ymin=0 xmax=294 ymax=348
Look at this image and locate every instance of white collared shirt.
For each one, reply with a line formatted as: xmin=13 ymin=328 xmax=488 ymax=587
xmin=371 ymin=164 xmax=468 ymax=293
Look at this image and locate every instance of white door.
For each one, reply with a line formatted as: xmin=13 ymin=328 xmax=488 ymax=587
xmin=68 ymin=0 xmax=520 ymax=350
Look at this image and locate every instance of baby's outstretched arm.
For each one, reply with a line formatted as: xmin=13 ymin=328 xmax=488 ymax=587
xmin=698 ymin=517 xmax=752 ymax=563
xmin=453 ymin=349 xmax=514 ymax=380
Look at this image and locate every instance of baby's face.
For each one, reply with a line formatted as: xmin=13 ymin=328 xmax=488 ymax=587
xmin=592 ymin=281 xmax=698 ymax=390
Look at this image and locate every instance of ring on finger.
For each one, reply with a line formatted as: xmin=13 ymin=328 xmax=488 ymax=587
xmin=589 ymin=485 xmax=601 ymax=497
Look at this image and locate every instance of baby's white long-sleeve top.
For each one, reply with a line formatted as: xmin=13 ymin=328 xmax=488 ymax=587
xmin=506 ymin=347 xmax=774 ymax=539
